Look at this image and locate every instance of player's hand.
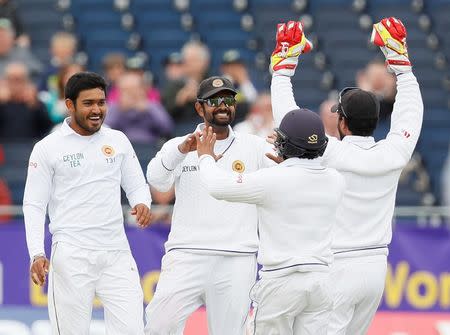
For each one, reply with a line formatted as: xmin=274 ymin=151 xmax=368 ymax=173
xmin=178 ymin=132 xmax=198 ymax=154
xmin=30 ymin=256 xmax=49 ymax=286
xmin=265 ymin=131 xmax=284 ymax=163
xmin=131 ymin=203 xmax=152 ymax=228
xmin=371 ymin=17 xmax=411 ymax=74
xmin=270 ymin=21 xmax=313 ymax=77
xmin=195 ymin=126 xmax=223 ymax=161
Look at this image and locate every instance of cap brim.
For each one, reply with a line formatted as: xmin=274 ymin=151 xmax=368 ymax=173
xmin=200 ymin=87 xmax=237 ymax=99
xmin=330 ymin=103 xmax=339 ymax=113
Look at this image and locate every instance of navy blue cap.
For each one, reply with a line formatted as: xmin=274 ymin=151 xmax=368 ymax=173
xmin=279 ymin=109 xmax=327 ymax=150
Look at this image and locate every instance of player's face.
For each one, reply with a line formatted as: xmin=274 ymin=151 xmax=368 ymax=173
xmin=66 ymin=88 xmax=107 ymax=136
xmin=196 ymin=92 xmax=236 ymax=128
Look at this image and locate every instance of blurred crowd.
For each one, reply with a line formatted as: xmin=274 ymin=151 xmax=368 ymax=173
xmin=0 ymin=0 xmax=448 ymax=216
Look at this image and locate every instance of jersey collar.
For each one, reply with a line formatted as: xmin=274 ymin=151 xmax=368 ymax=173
xmin=60 ymin=117 xmax=104 ymax=137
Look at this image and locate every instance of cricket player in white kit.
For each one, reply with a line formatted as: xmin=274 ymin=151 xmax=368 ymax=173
xmin=196 ymin=110 xmax=345 ymax=334
xmin=144 ymin=76 xmax=274 ymax=335
xmin=269 ymin=18 xmax=423 ymax=334
xmin=23 ymin=72 xmax=152 ymax=335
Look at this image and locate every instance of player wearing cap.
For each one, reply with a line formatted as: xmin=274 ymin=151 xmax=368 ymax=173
xmin=144 ymin=76 xmax=274 ymax=335
xmin=269 ymin=18 xmax=423 ymax=334
xmin=23 ymin=72 xmax=152 ymax=334
xmin=196 ymin=109 xmax=345 ymax=334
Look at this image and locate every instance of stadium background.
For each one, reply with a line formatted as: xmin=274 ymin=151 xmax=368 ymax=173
xmin=0 ymin=0 xmax=449 ymax=334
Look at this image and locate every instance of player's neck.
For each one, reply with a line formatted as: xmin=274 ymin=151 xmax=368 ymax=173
xmin=212 ymin=126 xmax=229 ymax=140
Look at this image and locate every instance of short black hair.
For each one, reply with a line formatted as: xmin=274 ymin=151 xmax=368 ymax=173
xmin=64 ymin=72 xmax=107 ymax=102
xmin=340 ymin=114 xmax=378 ymax=136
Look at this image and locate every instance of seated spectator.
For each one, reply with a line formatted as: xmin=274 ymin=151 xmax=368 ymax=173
xmin=0 ymin=0 xmax=29 ymax=47
xmin=105 ymin=71 xmax=174 ymax=144
xmin=102 ymin=52 xmax=126 ymax=96
xmin=233 ymin=92 xmax=274 ymax=138
xmin=0 ymin=18 xmax=42 ymax=82
xmin=107 ymin=55 xmax=161 ymax=104
xmin=39 ymin=63 xmax=84 ymax=124
xmin=39 ymin=31 xmax=78 ymax=92
xmin=319 ymin=98 xmax=340 ymax=139
xmin=0 ymin=62 xmax=51 ymax=140
xmin=162 ymin=40 xmax=211 ymax=122
xmin=356 ymin=59 xmax=396 ymax=121
xmin=221 ymin=49 xmax=257 ymax=105
xmin=162 ymin=52 xmax=184 ymax=82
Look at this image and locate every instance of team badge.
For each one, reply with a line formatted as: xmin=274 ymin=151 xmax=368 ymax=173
xmin=232 ymin=160 xmax=245 ymax=173
xmin=102 ymin=145 xmax=115 ymax=157
xmin=212 ymin=79 xmax=224 ymax=87
xmin=307 ymin=134 xmax=318 ymax=144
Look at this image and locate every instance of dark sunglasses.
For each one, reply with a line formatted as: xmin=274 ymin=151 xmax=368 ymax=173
xmin=336 ymin=87 xmax=358 ymax=119
xmin=197 ymin=96 xmax=236 ymax=107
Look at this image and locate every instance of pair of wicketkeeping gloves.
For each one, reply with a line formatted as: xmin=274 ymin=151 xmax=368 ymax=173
xmin=271 ymin=17 xmax=412 ymax=77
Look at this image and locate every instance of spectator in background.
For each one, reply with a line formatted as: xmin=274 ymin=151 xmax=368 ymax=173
xmin=0 ymin=18 xmax=42 ymax=82
xmin=162 ymin=51 xmax=184 ymax=82
xmin=0 ymin=62 xmax=51 ymax=140
xmin=39 ymin=32 xmax=78 ymax=92
xmin=102 ymin=52 xmax=126 ymax=95
xmin=221 ymin=49 xmax=257 ymax=105
xmin=357 ymin=59 xmax=396 ymax=121
xmin=0 ymin=0 xmax=29 ymax=47
xmin=233 ymin=92 xmax=274 ymax=138
xmin=319 ymin=98 xmax=340 ymax=139
xmin=39 ymin=63 xmax=84 ymax=124
xmin=162 ymin=40 xmax=211 ymax=122
xmin=105 ymin=71 xmax=173 ymax=144
xmin=107 ymin=55 xmax=161 ymax=104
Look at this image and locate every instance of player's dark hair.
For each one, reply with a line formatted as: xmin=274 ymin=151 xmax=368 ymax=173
xmin=340 ymin=114 xmax=378 ymax=136
xmin=64 ymin=72 xmax=107 ymax=102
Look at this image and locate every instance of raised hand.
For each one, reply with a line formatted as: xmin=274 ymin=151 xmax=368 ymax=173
xmin=195 ymin=127 xmax=223 ymax=161
xmin=270 ymin=21 xmax=313 ymax=77
xmin=371 ymin=17 xmax=411 ymax=74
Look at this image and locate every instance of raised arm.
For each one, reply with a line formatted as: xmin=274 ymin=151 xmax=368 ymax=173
xmin=269 ymin=21 xmax=312 ymax=127
xmin=372 ymin=17 xmax=424 ymax=164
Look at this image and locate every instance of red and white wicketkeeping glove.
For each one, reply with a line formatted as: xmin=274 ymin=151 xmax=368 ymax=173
xmin=371 ymin=17 xmax=412 ymax=74
xmin=270 ymin=21 xmax=313 ymax=77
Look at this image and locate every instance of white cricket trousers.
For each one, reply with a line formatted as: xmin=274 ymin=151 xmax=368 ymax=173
xmin=327 ymin=254 xmax=387 ymax=335
xmin=48 ymin=242 xmax=144 ymax=335
xmin=248 ymin=271 xmax=332 ymax=335
xmin=145 ymin=250 xmax=257 ymax=335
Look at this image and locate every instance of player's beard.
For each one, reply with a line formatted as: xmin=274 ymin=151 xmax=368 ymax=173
xmin=73 ymin=108 xmax=104 ymax=135
xmin=203 ymin=106 xmax=235 ymax=128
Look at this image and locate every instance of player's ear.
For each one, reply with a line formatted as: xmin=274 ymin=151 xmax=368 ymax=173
xmin=65 ymin=98 xmax=75 ymax=113
xmin=195 ymin=101 xmax=204 ymax=118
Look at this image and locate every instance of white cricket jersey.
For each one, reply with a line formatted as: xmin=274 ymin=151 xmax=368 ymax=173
xmin=198 ymin=155 xmax=345 ymax=278
xmin=146 ymin=124 xmax=274 ymax=254
xmin=23 ymin=118 xmax=151 ymax=259
xmin=271 ymin=72 xmax=423 ymax=257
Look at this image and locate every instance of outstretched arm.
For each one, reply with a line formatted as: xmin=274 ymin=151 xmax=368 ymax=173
xmin=372 ymin=17 xmax=423 ymax=164
xmin=270 ymin=21 xmax=313 ymax=127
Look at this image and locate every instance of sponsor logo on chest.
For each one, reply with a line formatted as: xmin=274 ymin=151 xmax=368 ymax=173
xmin=63 ymin=152 xmax=84 ymax=168
xmin=182 ymin=165 xmax=199 ymax=173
